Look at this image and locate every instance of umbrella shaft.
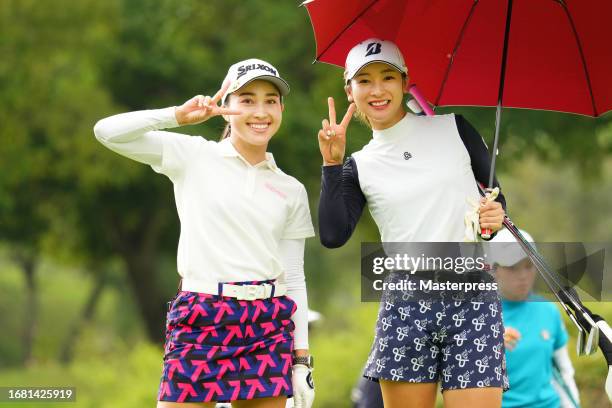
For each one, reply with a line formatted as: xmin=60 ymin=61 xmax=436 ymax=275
xmin=488 ymin=103 xmax=502 ymax=188
xmin=489 ymin=0 xmax=514 ymax=188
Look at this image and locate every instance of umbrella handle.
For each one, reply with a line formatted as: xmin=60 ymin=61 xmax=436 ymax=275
xmin=477 ymin=182 xmax=494 ymax=238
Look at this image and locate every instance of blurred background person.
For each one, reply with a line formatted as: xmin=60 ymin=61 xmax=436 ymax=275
xmin=491 ymin=229 xmax=580 ymax=408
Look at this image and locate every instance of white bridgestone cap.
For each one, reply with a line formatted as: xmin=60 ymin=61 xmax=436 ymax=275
xmin=344 ymin=38 xmax=408 ymax=83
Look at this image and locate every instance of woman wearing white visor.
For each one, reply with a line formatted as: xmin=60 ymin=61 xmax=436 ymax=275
xmin=94 ymin=59 xmax=315 ymax=408
xmin=490 ymin=229 xmax=580 ymax=408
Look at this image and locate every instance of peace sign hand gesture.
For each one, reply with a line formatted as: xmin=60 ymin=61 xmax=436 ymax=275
xmin=174 ymin=80 xmax=242 ymax=126
xmin=318 ymin=97 xmax=356 ymax=166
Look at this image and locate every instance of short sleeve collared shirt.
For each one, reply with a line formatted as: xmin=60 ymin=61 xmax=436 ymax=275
xmin=152 ymin=131 xmax=315 ymax=283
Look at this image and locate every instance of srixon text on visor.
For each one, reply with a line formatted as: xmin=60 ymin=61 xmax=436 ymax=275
xmin=237 ymin=64 xmax=277 ymax=79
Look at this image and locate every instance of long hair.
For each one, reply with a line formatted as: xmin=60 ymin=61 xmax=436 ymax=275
xmin=220 ymin=95 xmax=231 ymax=140
xmin=220 ymin=123 xmax=231 ymax=140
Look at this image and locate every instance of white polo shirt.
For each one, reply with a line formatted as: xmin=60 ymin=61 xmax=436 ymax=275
xmin=95 ymin=107 xmax=315 ymax=283
xmin=351 ymin=113 xmax=481 ymax=242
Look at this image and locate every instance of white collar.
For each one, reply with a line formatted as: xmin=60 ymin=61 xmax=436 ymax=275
xmin=218 ymin=137 xmax=279 ymax=172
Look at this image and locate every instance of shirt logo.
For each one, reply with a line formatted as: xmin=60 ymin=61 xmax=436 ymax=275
xmin=404 ymin=152 xmax=412 ymax=160
xmin=264 ymin=182 xmax=287 ymax=199
xmin=365 ymin=42 xmax=382 ymax=57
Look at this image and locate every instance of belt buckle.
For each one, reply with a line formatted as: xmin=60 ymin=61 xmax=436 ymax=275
xmin=241 ymin=285 xmax=263 ymax=301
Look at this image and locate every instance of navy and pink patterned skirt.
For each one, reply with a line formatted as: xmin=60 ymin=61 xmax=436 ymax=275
xmin=157 ymin=281 xmax=296 ymax=403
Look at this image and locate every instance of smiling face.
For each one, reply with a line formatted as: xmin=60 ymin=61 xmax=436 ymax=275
xmin=225 ymin=80 xmax=283 ymax=147
xmin=495 ymin=258 xmax=537 ymax=301
xmin=346 ymin=62 xmax=408 ymax=130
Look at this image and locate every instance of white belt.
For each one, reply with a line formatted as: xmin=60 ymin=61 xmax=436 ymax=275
xmin=181 ymin=278 xmax=287 ymax=300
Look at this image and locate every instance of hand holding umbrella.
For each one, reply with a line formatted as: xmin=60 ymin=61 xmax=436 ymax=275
xmin=479 ymin=198 xmax=505 ymax=236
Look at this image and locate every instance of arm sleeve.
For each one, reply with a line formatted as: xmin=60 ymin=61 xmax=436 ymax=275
xmin=455 ymin=114 xmax=507 ymax=211
xmin=553 ymin=345 xmax=580 ymax=406
xmin=93 ymin=107 xmax=203 ymax=180
xmin=278 ymin=238 xmax=309 ymax=350
xmin=318 ymin=157 xmax=366 ymax=248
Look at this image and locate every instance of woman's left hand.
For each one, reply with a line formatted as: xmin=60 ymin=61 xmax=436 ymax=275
xmin=292 ymin=365 xmax=315 ymax=408
xmin=479 ymin=200 xmax=505 ymax=233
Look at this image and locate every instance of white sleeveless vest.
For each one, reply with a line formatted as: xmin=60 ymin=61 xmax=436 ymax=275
xmin=352 ymin=113 xmax=481 ymax=243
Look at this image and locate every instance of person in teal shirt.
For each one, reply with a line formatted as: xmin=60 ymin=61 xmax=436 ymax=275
xmin=490 ymin=229 xmax=580 ymax=408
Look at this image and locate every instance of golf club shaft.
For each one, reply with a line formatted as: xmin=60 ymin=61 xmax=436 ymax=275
xmin=478 ymin=186 xmax=600 ymax=333
xmin=408 ymin=86 xmax=599 ymax=331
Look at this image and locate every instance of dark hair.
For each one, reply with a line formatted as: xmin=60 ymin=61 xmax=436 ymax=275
xmin=220 ymin=123 xmax=231 ymax=140
xmin=220 ymin=94 xmax=231 ymax=140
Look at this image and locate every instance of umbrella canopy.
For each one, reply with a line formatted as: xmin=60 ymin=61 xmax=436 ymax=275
xmin=304 ymin=0 xmax=612 ymax=117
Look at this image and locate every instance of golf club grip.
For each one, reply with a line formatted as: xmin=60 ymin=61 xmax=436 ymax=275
xmin=408 ymin=85 xmax=435 ymax=116
xmin=406 ymin=99 xmax=425 ymax=116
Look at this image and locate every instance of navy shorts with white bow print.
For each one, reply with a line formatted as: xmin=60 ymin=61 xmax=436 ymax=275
xmin=364 ymin=272 xmax=509 ymax=391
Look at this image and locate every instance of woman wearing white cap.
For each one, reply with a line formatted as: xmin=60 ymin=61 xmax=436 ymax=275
xmin=94 ymin=59 xmax=315 ymax=408
xmin=491 ymin=229 xmax=580 ymax=408
xmin=317 ymin=39 xmax=507 ymax=407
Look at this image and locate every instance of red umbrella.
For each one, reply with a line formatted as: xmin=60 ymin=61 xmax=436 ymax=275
xmin=304 ymin=0 xmax=612 ymax=117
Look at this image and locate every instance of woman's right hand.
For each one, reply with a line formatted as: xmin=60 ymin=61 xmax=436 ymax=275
xmin=174 ymin=80 xmax=242 ymax=126
xmin=318 ymin=97 xmax=355 ymax=166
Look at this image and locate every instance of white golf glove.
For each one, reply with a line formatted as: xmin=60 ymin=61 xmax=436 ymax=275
xmin=292 ymin=364 xmax=315 ymax=408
